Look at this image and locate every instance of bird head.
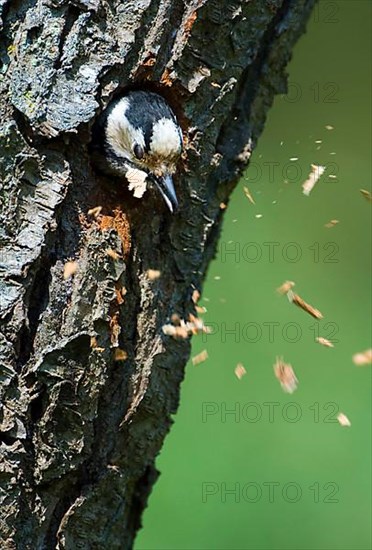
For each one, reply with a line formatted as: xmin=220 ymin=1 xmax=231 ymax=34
xmin=104 ymin=91 xmax=183 ymax=212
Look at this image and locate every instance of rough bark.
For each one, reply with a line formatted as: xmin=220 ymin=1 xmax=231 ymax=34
xmin=0 ymin=0 xmax=315 ymax=548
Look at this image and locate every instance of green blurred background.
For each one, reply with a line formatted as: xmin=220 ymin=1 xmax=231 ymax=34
xmin=137 ymin=2 xmax=371 ymax=549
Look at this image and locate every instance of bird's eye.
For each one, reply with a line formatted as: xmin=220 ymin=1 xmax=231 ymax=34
xmin=133 ymin=143 xmax=144 ymax=160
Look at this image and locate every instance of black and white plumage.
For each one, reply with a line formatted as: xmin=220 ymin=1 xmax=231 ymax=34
xmin=92 ymin=91 xmax=183 ymax=212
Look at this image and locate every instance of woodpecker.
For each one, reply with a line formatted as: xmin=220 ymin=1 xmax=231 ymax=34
xmin=92 ymin=90 xmax=183 ymax=212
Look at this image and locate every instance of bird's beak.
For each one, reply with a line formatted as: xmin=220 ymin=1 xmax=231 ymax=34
xmin=152 ymin=173 xmax=178 ymax=213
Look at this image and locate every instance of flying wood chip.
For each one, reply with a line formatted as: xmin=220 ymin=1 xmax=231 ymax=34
xmin=235 ymin=363 xmax=246 ymax=380
xmin=324 ymin=219 xmax=339 ymax=228
xmin=302 ymin=164 xmax=326 ymax=196
xmin=352 ymin=349 xmax=372 ymax=366
xmin=162 ymin=324 xmax=189 ymax=338
xmin=274 ymin=357 xmax=298 ymax=394
xmin=360 ymin=189 xmax=372 ymax=202
xmin=192 ymin=289 xmax=200 ymax=304
xmin=188 ymin=314 xmax=210 ymax=335
xmin=277 ymin=281 xmax=295 ymax=295
xmin=192 ymin=290 xmax=207 ymax=313
xmin=192 ymin=349 xmax=208 ymax=365
xmin=243 ymin=186 xmax=255 ymax=205
xmin=288 ymin=290 xmax=323 ymax=319
xmin=316 ymin=337 xmax=334 ymax=348
xmin=162 ymin=314 xmax=211 ymax=339
xmin=337 ymin=413 xmax=351 ymax=427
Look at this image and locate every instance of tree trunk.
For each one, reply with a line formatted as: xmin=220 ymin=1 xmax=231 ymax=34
xmin=0 ymin=1 xmax=315 ymax=548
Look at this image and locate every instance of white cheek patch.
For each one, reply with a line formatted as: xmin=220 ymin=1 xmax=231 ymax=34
xmin=106 ymin=99 xmax=130 ymax=158
xmin=150 ymin=118 xmax=182 ymax=158
xmin=106 ymin=99 xmax=145 ymax=160
xmin=126 ymin=167 xmax=148 ymax=198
